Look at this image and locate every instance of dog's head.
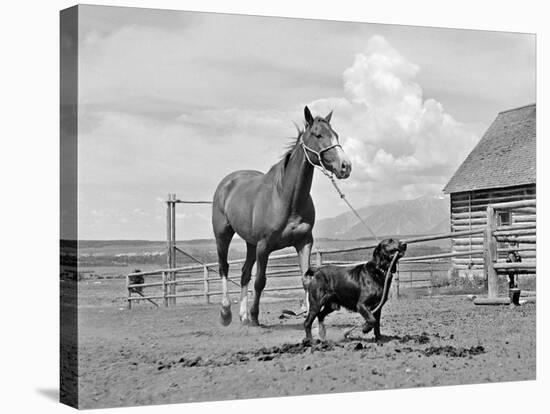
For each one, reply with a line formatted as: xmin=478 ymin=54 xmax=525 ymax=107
xmin=372 ymin=238 xmax=407 ymax=273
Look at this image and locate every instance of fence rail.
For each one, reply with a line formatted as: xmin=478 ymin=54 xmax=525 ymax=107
xmin=126 ymin=231 xmax=486 ymax=308
xmin=127 ymin=200 xmax=536 ymax=308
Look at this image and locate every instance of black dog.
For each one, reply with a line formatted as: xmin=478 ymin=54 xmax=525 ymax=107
xmin=303 ymin=238 xmax=406 ymax=342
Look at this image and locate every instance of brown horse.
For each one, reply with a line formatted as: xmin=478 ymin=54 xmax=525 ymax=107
xmin=212 ymin=106 xmax=352 ymax=326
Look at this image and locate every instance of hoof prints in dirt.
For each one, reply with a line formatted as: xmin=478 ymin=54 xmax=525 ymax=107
xmin=346 ymin=332 xmax=485 ymax=359
xmin=255 ymin=340 xmax=342 ymax=356
xmin=156 ymin=341 xmax=342 ymax=371
xmin=422 ymin=345 xmax=485 ymax=357
xmin=349 ymin=343 xmax=486 ymax=358
xmin=399 ymin=333 xmax=430 ymax=344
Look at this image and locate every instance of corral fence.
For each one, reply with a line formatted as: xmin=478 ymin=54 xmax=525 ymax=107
xmin=475 ymin=199 xmax=536 ymax=305
xmin=126 ymin=199 xmax=536 ymax=308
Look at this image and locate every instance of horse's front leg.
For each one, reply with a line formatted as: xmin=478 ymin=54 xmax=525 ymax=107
xmin=296 ymin=236 xmax=313 ymax=313
xmin=239 ymin=243 xmax=256 ymax=324
xmin=249 ymin=242 xmax=269 ymax=326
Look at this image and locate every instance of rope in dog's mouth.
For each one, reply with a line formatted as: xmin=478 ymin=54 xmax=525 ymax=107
xmin=344 ymin=251 xmax=399 ymax=339
xmin=372 ymin=251 xmax=400 ymax=314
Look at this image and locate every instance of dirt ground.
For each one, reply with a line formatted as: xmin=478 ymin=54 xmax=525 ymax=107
xmin=71 ymin=278 xmax=536 ymax=409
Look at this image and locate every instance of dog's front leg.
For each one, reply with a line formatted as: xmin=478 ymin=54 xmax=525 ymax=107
xmin=357 ymin=303 xmax=377 ymax=335
xmin=303 ymin=302 xmax=319 ymax=343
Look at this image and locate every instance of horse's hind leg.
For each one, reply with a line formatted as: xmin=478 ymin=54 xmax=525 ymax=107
xmin=213 ymin=212 xmax=235 ymax=326
xmin=239 ymin=243 xmax=256 ymax=324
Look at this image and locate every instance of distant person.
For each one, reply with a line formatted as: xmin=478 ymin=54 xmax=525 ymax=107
xmin=506 ymin=243 xmax=521 ymax=289
xmin=129 ymin=269 xmax=144 ymax=295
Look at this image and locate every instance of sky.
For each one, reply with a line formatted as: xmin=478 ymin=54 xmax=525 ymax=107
xmin=73 ymin=5 xmax=535 ymax=240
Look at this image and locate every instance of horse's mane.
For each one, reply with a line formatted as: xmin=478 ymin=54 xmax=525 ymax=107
xmin=267 ymin=123 xmax=305 ymax=191
xmin=280 ymin=122 xmax=305 ymax=161
xmin=268 ymin=116 xmax=327 ymax=190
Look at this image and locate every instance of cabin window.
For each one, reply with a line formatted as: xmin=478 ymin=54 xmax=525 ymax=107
xmin=497 ymin=211 xmax=514 ymax=254
xmin=498 ymin=211 xmax=511 ymax=226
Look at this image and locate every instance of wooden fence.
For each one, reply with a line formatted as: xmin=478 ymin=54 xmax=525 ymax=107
xmin=475 ymin=199 xmax=536 ymax=305
xmin=126 ymin=201 xmax=536 ymax=308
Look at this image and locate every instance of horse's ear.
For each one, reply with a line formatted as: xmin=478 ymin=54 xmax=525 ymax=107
xmin=325 ymin=110 xmax=333 ymax=123
xmin=304 ymin=106 xmax=314 ymax=126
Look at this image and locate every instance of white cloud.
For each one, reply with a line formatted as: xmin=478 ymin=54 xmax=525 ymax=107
xmin=307 ymin=36 xmax=479 ymax=207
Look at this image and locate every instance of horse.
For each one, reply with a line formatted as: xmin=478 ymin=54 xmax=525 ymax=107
xmin=212 ymin=106 xmax=352 ymax=326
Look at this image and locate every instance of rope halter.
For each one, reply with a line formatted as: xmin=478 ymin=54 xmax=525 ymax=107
xmin=299 ymin=136 xmax=342 ymax=179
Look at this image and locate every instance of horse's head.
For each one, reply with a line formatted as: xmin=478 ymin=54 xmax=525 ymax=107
xmin=301 ymin=106 xmax=352 ymax=179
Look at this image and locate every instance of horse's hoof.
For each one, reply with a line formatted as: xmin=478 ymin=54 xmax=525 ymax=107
xmin=220 ymin=306 xmax=232 ymax=326
xmin=362 ymin=324 xmax=374 ymax=334
xmin=249 ymin=318 xmax=260 ymax=327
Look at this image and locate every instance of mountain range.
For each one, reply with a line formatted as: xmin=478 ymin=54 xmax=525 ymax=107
xmin=313 ymin=195 xmax=450 ymax=240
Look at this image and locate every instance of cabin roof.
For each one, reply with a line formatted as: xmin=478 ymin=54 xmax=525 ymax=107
xmin=444 ymin=104 xmax=536 ymax=194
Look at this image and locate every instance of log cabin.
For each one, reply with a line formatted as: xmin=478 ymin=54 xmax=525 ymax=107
xmin=443 ymin=103 xmax=536 ymax=273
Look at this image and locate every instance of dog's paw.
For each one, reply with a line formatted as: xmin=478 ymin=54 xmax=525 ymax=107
xmin=362 ymin=323 xmax=374 ymax=334
xmin=302 ymin=338 xmax=313 ymax=347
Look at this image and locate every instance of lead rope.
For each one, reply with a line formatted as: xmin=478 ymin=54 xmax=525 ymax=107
xmin=327 ymin=176 xmax=378 ymax=242
xmin=300 ymin=138 xmax=378 ymax=241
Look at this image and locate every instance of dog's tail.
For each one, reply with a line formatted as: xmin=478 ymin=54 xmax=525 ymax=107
xmin=302 ymin=267 xmax=315 ymax=289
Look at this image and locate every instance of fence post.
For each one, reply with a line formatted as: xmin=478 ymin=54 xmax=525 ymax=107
xmin=126 ymin=274 xmax=132 ymax=310
xmin=162 ymin=271 xmax=168 ymax=307
xmin=395 ymin=266 xmax=400 ymax=299
xmin=166 ymin=195 xmax=173 ymax=306
xmin=429 ymin=262 xmax=434 ymax=296
xmin=203 ymin=265 xmax=210 ymax=304
xmin=315 ymin=250 xmax=322 ymax=267
xmin=170 ymin=194 xmax=177 ymax=306
xmin=485 ymin=206 xmax=498 ymax=299
xmin=391 ymin=265 xmax=400 ymax=300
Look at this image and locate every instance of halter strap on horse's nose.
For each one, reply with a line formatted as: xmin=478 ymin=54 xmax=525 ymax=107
xmin=299 ymin=137 xmax=342 ymax=178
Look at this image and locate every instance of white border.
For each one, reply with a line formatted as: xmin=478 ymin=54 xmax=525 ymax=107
xmin=1 ymin=1 xmax=546 ymax=413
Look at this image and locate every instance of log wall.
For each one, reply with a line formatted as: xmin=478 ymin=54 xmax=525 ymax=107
xmin=449 ymin=184 xmax=536 ymax=270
